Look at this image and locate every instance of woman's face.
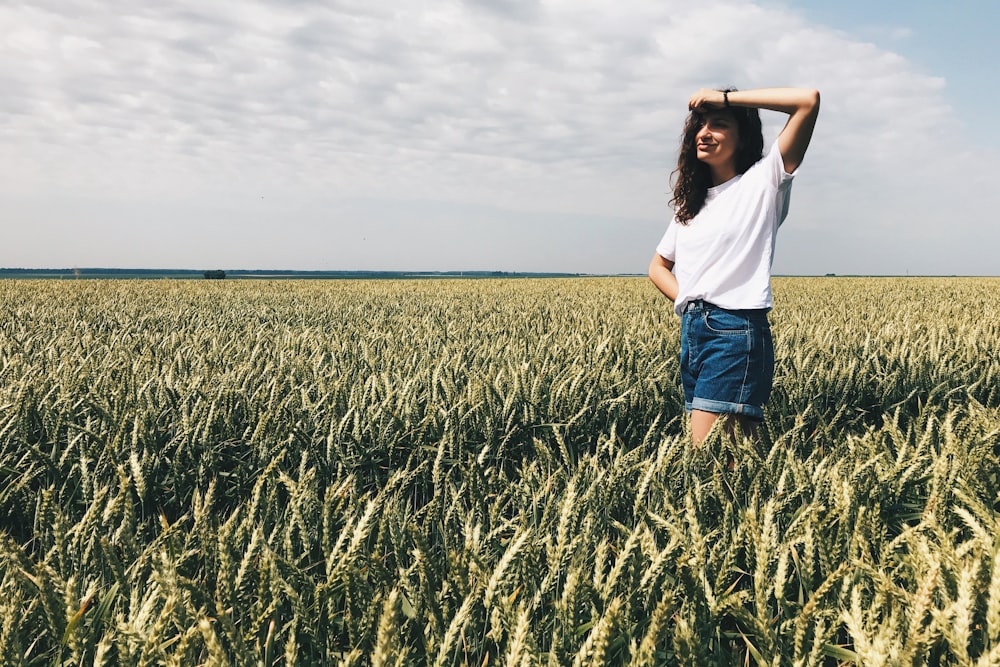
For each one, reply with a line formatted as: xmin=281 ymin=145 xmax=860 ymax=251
xmin=694 ymin=110 xmax=740 ymax=170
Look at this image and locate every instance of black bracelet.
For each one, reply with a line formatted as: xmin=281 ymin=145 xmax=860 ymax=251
xmin=723 ymin=91 xmax=730 ymax=108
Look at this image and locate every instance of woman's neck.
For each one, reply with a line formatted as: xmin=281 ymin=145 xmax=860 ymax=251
xmin=710 ymin=163 xmax=738 ymax=186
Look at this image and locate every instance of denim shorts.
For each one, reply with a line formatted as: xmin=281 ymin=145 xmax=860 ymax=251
xmin=680 ymin=300 xmax=774 ymax=420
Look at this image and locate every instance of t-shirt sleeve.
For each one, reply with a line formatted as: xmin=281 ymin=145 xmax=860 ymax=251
xmin=655 ymin=219 xmax=678 ymax=261
xmin=757 ymin=138 xmax=796 ymax=190
xmin=758 ymin=138 xmax=797 ymax=226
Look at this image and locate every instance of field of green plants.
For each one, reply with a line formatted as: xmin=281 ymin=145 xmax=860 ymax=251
xmin=2 ymin=277 xmax=999 ymax=665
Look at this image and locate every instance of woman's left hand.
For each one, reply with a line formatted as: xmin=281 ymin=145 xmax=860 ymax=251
xmin=688 ymin=88 xmax=725 ymax=111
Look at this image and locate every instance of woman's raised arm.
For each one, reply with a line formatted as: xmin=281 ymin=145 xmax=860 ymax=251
xmin=730 ymin=88 xmax=819 ymax=173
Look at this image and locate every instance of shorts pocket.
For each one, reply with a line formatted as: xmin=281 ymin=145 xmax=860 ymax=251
xmin=703 ymin=309 xmax=750 ymax=334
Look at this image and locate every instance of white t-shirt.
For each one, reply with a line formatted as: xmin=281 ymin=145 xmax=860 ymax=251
xmin=656 ymin=139 xmax=796 ymax=316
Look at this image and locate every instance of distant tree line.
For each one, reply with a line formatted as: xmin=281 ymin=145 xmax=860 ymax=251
xmin=0 ymin=268 xmax=595 ymax=280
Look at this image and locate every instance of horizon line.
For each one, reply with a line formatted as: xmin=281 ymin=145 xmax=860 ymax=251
xmin=1 ymin=268 xmax=997 ymax=279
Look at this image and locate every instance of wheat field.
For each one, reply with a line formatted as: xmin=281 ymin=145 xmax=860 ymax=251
xmin=1 ymin=277 xmax=999 ymax=665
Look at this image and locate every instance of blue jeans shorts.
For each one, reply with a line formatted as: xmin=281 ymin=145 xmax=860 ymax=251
xmin=680 ymin=300 xmax=774 ymax=421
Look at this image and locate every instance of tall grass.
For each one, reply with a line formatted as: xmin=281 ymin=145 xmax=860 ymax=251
xmin=1 ymin=277 xmax=998 ymax=665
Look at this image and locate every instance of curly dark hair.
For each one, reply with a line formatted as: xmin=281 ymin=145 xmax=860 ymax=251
xmin=670 ymin=89 xmax=764 ymax=224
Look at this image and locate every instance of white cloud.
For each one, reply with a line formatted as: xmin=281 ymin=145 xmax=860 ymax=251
xmin=1 ymin=0 xmax=996 ymax=273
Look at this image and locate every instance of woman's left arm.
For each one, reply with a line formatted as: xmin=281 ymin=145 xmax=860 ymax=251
xmin=689 ymin=87 xmax=820 ymax=173
xmin=728 ymin=88 xmax=820 ymax=173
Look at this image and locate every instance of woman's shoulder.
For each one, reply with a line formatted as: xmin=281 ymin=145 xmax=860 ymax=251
xmin=743 ymin=138 xmax=795 ymax=189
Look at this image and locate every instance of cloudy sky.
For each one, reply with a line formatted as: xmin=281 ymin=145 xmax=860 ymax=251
xmin=3 ymin=0 xmax=997 ymax=275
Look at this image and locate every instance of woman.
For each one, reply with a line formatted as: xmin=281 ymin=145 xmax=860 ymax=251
xmin=649 ymin=87 xmax=820 ymax=444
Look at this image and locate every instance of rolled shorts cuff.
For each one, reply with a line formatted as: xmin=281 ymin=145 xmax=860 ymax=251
xmin=686 ymin=397 xmax=765 ymax=421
